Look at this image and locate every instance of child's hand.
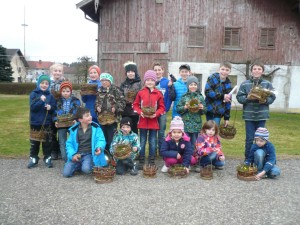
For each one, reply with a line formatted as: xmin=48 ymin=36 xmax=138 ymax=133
xmin=72 ymin=120 xmax=76 ymax=124
xmin=40 ymin=95 xmax=46 ymax=101
xmin=184 ymin=103 xmax=189 ymax=109
xmin=95 ymin=148 xmax=101 ymax=155
xmin=177 ymin=153 xmax=181 ymax=159
xmin=140 ymin=112 xmax=145 ymax=118
xmin=55 ymin=122 xmax=58 ymax=128
xmin=184 ymin=167 xmax=190 ymax=174
xmin=199 ymin=103 xmax=204 ymax=110
xmin=132 ymin=147 xmax=138 ymax=152
xmin=219 ymin=155 xmax=225 ymax=161
xmin=255 ymin=170 xmax=266 ymax=180
xmin=45 ymin=104 xmax=51 ymax=111
xmin=149 ymin=114 xmax=156 ymax=119
xmin=224 ymin=94 xmax=231 ymax=102
xmin=72 ymin=154 xmax=81 ymax=162
xmin=97 ymin=107 xmax=101 ymax=113
xmin=224 ymin=120 xmax=229 ymax=127
xmin=111 ymin=107 xmax=116 ymax=113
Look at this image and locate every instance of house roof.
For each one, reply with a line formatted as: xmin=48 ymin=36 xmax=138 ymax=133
xmin=27 ymin=60 xmax=53 ymax=70
xmin=76 ymin=0 xmax=100 ymax=23
xmin=6 ymin=49 xmax=29 ymax=67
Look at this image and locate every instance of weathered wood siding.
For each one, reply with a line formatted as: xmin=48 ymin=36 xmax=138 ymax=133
xmin=97 ymin=0 xmax=300 ymax=85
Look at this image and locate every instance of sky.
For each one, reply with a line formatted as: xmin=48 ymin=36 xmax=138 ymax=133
xmin=0 ymin=0 xmax=98 ymax=64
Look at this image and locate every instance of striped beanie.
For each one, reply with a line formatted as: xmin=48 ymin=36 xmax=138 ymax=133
xmin=170 ymin=116 xmax=184 ymax=132
xmin=144 ymin=70 xmax=157 ymax=82
xmin=255 ymin=127 xmax=269 ymax=141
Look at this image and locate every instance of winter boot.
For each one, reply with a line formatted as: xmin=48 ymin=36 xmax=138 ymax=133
xmin=137 ymin=156 xmax=145 ymax=170
xmin=148 ymin=156 xmax=155 ymax=166
xmin=27 ymin=156 xmax=39 ymax=169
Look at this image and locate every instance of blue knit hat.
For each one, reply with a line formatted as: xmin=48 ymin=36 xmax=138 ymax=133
xmin=37 ymin=75 xmax=51 ymax=91
xmin=255 ymin=127 xmax=269 ymax=141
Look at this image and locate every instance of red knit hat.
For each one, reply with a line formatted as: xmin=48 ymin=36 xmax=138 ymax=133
xmin=144 ymin=70 xmax=157 ymax=82
xmin=60 ymin=81 xmax=73 ymax=93
xmin=88 ymin=65 xmax=101 ymax=75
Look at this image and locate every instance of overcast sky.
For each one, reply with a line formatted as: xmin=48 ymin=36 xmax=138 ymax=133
xmin=0 ymin=0 xmax=98 ymax=63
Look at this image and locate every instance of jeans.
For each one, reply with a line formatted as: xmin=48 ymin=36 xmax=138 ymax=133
xmin=199 ymin=151 xmax=225 ymax=167
xmin=63 ymin=153 xmax=93 ymax=177
xmin=206 ymin=114 xmax=221 ymax=126
xmin=164 ymin=156 xmax=197 ymax=167
xmin=186 ymin=132 xmax=198 ymax=150
xmin=254 ymin=149 xmax=280 ymax=177
xmin=245 ymin=120 xmax=266 ymax=159
xmin=140 ymin=129 xmax=157 ymax=157
xmin=157 ymin=114 xmax=167 ymax=152
xmin=102 ymin=122 xmax=117 ymax=150
xmin=57 ymin=128 xmax=69 ymax=162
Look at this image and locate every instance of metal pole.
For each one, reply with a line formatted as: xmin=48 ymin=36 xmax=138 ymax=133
xmin=21 ymin=6 xmax=28 ymax=57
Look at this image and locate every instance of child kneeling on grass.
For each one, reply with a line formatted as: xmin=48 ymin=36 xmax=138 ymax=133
xmin=110 ymin=117 xmax=140 ymax=176
xmin=63 ymin=107 xmax=107 ymax=178
xmin=244 ymin=127 xmax=280 ymax=180
xmin=160 ymin=116 xmax=197 ymax=173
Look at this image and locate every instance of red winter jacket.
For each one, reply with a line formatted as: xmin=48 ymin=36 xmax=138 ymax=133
xmin=133 ymin=87 xmax=165 ymax=129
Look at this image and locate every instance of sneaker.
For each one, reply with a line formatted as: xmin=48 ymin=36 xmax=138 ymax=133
xmin=195 ymin=165 xmax=201 ymax=173
xmin=27 ymin=157 xmax=39 ymax=169
xmin=44 ymin=156 xmax=53 ymax=168
xmin=214 ymin=166 xmax=224 ymax=170
xmin=161 ymin=164 xmax=169 ymax=173
xmin=130 ymin=162 xmax=138 ymax=176
xmin=148 ymin=156 xmax=155 ymax=166
xmin=137 ymin=157 xmax=145 ymax=170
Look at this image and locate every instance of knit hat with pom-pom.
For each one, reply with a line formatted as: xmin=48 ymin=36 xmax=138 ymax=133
xmin=169 ymin=116 xmax=184 ymax=132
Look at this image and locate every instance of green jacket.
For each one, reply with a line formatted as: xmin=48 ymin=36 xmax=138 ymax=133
xmin=176 ymin=91 xmax=206 ymax=133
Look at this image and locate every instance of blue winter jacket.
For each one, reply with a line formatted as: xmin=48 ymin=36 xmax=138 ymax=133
xmin=156 ymin=77 xmax=172 ymax=112
xmin=81 ymin=80 xmax=102 ymax=122
xmin=30 ymin=88 xmax=56 ymax=126
xmin=53 ymin=96 xmax=81 ymax=122
xmin=245 ymin=141 xmax=277 ymax=172
xmin=66 ymin=122 xmax=107 ymax=167
xmin=172 ymin=78 xmax=188 ymax=118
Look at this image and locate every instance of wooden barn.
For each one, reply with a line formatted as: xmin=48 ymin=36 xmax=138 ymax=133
xmin=76 ymin=0 xmax=300 ymax=112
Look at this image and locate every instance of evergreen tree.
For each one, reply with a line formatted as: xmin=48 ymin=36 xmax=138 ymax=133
xmin=0 ymin=45 xmax=13 ymax=82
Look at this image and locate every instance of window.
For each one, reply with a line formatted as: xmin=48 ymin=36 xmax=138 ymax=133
xmin=188 ymin=26 xmax=205 ymax=47
xmin=223 ymin=27 xmax=241 ymax=49
xmin=259 ymin=28 xmax=276 ymax=49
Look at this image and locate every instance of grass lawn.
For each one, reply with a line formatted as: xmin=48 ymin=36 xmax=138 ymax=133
xmin=0 ymin=94 xmax=299 ymax=159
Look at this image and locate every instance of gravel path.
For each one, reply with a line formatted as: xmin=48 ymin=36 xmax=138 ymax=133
xmin=0 ymin=159 xmax=299 ymax=225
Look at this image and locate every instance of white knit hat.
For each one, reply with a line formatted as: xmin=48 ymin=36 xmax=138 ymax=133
xmin=170 ymin=116 xmax=184 ymax=132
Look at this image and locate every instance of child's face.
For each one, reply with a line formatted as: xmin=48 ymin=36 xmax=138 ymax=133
xmin=61 ymin=87 xmax=71 ymax=99
xmin=179 ymin=69 xmax=190 ymax=81
xmin=205 ymin=127 xmax=216 ymax=137
xmin=39 ymin=81 xmax=49 ymax=91
xmin=79 ymin=112 xmax=92 ymax=125
xmin=255 ymin=138 xmax=267 ymax=147
xmin=171 ymin=129 xmax=183 ymax=141
xmin=145 ymin=79 xmax=156 ymax=89
xmin=126 ymin=71 xmax=135 ymax=80
xmin=89 ymin=69 xmax=99 ymax=80
xmin=101 ymin=79 xmax=111 ymax=88
xmin=153 ymin=65 xmax=164 ymax=80
xmin=121 ymin=124 xmax=131 ymax=135
xmin=251 ymin=65 xmax=264 ymax=79
xmin=219 ymin=66 xmax=231 ymax=81
xmin=188 ymin=82 xmax=198 ymax=92
xmin=51 ymin=67 xmax=63 ymax=80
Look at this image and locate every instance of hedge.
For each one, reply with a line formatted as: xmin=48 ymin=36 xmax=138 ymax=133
xmin=0 ymin=83 xmax=80 ymax=95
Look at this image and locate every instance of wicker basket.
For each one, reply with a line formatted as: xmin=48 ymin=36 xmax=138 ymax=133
xmin=168 ymin=164 xmax=188 ymax=178
xmin=141 ymin=106 xmax=156 ymax=116
xmin=143 ymin=165 xmax=158 ymax=178
xmin=113 ymin=144 xmax=132 ymax=160
xmin=188 ymin=99 xmax=200 ymax=113
xmin=30 ymin=129 xmax=47 ymax=142
xmin=236 ymin=164 xmax=258 ymax=181
xmin=200 ymin=165 xmax=213 ymax=180
xmin=93 ymin=166 xmax=116 ymax=184
xmin=125 ymin=90 xmax=137 ymax=103
xmin=97 ymin=111 xmax=116 ymax=125
xmin=219 ymin=124 xmax=237 ymax=139
xmin=248 ymin=85 xmax=272 ymax=104
xmin=57 ymin=114 xmax=74 ymax=128
xmin=80 ymin=83 xmax=98 ymax=96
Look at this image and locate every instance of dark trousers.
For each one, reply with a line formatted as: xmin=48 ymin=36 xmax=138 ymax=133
xmin=51 ymin=123 xmax=60 ymax=154
xmin=30 ymin=140 xmax=52 ymax=160
xmin=102 ymin=122 xmax=117 ymax=150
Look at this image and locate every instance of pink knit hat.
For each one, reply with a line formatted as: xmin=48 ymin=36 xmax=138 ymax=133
xmin=170 ymin=116 xmax=184 ymax=132
xmin=144 ymin=70 xmax=157 ymax=82
xmin=88 ymin=65 xmax=100 ymax=75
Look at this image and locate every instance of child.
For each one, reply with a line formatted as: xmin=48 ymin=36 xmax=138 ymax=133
xmin=63 ymin=107 xmax=107 ymax=178
xmin=176 ymin=76 xmax=206 ymax=147
xmin=81 ymin=65 xmax=102 ymax=124
xmin=95 ymin=73 xmax=126 ymax=151
xmin=110 ymin=117 xmax=140 ymax=175
xmin=54 ymin=81 xmax=81 ymax=162
xmin=244 ymin=127 xmax=280 ymax=180
xmin=236 ymin=62 xmax=276 ymax=159
xmin=160 ymin=116 xmax=197 ymax=173
xmin=153 ymin=62 xmax=172 ymax=153
xmin=133 ymin=70 xmax=165 ymax=169
xmin=28 ymin=75 xmax=56 ymax=169
xmin=195 ymin=120 xmax=225 ymax=169
xmin=49 ymin=63 xmax=65 ymax=160
xmin=120 ymin=61 xmax=142 ymax=134
xmin=205 ymin=62 xmax=233 ymax=126
xmin=168 ymin=64 xmax=191 ymax=118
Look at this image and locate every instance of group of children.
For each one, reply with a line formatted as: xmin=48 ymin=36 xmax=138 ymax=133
xmin=27 ymin=61 xmax=280 ymax=181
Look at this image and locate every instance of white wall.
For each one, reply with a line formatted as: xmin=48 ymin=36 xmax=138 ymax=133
xmin=168 ymin=62 xmax=300 ymax=112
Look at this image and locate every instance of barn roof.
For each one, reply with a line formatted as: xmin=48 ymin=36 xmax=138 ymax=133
xmin=76 ymin=0 xmax=100 ymax=23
